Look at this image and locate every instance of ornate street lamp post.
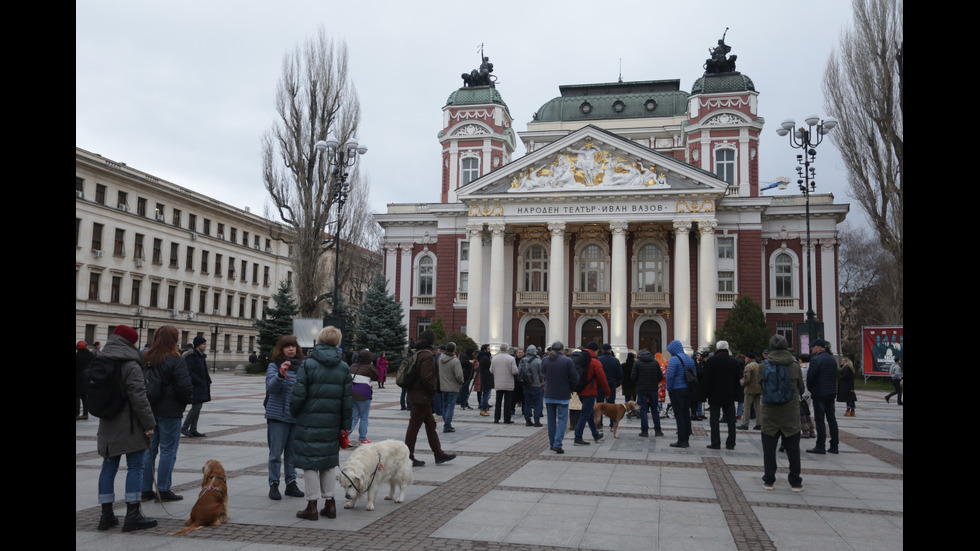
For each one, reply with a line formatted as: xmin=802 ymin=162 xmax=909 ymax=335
xmin=315 ymin=137 xmax=367 ymax=325
xmin=775 ymin=115 xmax=838 ymax=351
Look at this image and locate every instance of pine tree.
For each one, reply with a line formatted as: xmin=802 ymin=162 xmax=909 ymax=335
xmin=352 ymin=274 xmax=407 ymax=367
xmin=254 ymin=280 xmax=299 ymax=364
xmin=714 ymin=295 xmax=771 ymax=356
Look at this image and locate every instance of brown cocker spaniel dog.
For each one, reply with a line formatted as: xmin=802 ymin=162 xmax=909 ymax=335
xmin=173 ymin=459 xmax=229 ymax=535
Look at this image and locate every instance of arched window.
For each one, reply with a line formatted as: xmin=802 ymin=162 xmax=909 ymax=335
xmin=580 ymin=244 xmax=605 ymax=292
xmin=523 ymin=244 xmax=548 ymax=292
xmin=418 ymin=255 xmax=434 ymax=296
xmin=637 ymin=244 xmax=665 ymax=292
xmin=774 ymin=253 xmax=793 ymax=297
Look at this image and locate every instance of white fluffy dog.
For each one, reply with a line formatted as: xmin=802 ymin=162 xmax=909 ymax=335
xmin=340 ymin=439 xmax=412 ymax=511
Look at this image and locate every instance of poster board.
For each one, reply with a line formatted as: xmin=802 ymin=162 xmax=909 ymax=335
xmin=861 ymin=326 xmax=902 ymax=376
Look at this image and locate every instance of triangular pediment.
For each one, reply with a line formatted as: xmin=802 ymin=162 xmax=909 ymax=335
xmin=456 ymin=125 xmax=728 ymax=199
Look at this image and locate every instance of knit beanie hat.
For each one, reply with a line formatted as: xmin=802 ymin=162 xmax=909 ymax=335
xmin=113 ymin=325 xmax=139 ymax=345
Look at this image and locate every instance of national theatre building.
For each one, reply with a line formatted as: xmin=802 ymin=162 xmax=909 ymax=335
xmin=376 ymin=44 xmax=848 ymax=355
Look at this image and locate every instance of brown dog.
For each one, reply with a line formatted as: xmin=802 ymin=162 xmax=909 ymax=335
xmin=173 ymin=459 xmax=229 ymax=535
xmin=593 ymin=401 xmax=639 ymax=438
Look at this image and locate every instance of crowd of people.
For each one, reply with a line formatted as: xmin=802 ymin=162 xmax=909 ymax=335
xmin=79 ymin=322 xmax=876 ymax=530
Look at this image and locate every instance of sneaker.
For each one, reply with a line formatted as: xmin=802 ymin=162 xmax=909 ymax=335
xmin=550 ymin=446 xmax=565 ymax=454
xmin=806 ymin=447 xmax=826 ymax=455
xmin=534 ymin=422 xmax=543 ymax=427
xmin=526 ymin=420 xmax=534 ymax=426
xmin=141 ymin=490 xmax=155 ymax=501
xmin=791 ymin=484 xmax=804 ymax=493
xmin=156 ymin=490 xmax=183 ymax=502
xmin=638 ymin=431 xmax=648 ymax=437
xmin=284 ymin=481 xmax=305 ymax=498
xmin=181 ymin=429 xmax=192 ymax=437
xmin=435 ymin=453 xmax=456 ymax=465
xmin=574 ymin=439 xmax=591 ymax=446
xmin=594 ymin=435 xmax=604 ymax=443
xmin=763 ymin=481 xmax=774 ymax=491
xmin=411 ymin=458 xmax=425 ymax=467
xmin=443 ymin=427 xmax=455 ymax=433
xmin=359 ymin=439 xmax=373 ymax=444
xmin=269 ymin=483 xmax=282 ymax=500
xmin=190 ymin=430 xmax=206 ymax=437
xmin=654 ymin=430 xmax=664 ymax=437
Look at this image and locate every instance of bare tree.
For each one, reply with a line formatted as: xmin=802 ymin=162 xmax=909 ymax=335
xmin=837 ymin=223 xmax=902 ymax=357
xmin=262 ymin=29 xmax=363 ymax=317
xmin=824 ymin=0 xmax=903 ymax=322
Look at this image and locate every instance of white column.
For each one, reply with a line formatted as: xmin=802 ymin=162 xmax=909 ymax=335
xmin=673 ymin=220 xmax=692 ymax=352
xmin=466 ymin=223 xmax=484 ymax=344
xmin=697 ymin=220 xmax=718 ymax=350
xmin=399 ymin=244 xmax=412 ymax=332
xmin=384 ymin=243 xmax=398 ymax=295
xmin=738 ymin=129 xmax=750 ymax=196
xmin=548 ymin=222 xmax=566 ymax=346
xmin=820 ymin=239 xmax=839 ymax=348
xmin=609 ymin=221 xmax=628 ymax=353
xmin=487 ymin=222 xmax=506 ymax=349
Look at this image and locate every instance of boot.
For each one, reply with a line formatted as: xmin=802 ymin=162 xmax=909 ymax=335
xmin=121 ymin=502 xmax=157 ymax=532
xmin=320 ymin=497 xmax=337 ymax=519
xmin=97 ymin=503 xmax=118 ymax=531
xmin=296 ymin=499 xmax=319 ymax=520
xmin=284 ymin=481 xmax=305 ymax=498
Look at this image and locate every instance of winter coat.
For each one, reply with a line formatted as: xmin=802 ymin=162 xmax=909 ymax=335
xmin=96 ymin=335 xmax=156 ymax=458
xmin=621 ymin=353 xmax=636 ymax=397
xmin=477 ymin=350 xmax=493 ymax=390
xmin=376 ymin=356 xmax=388 ymax=383
xmin=145 ymin=353 xmax=193 ymax=419
xmin=760 ymin=349 xmax=804 ymax=437
xmin=350 ymin=350 xmax=379 ymax=402
xmin=598 ymin=352 xmax=623 ymax=389
xmin=265 ymin=360 xmax=300 ymax=423
xmin=519 ymin=347 xmax=544 ymax=387
xmin=836 ymin=361 xmax=856 ymax=403
xmin=290 ymin=344 xmax=353 ymax=470
xmin=806 ymin=350 xmax=840 ymax=400
xmin=438 ymin=353 xmax=465 ymax=393
xmin=542 ymin=352 xmax=578 ymax=400
xmin=579 ymin=349 xmax=611 ymax=398
xmin=665 ymin=340 xmax=694 ymax=392
xmin=741 ymin=361 xmax=762 ymax=395
xmin=631 ymin=350 xmax=664 ymax=393
xmin=76 ymin=348 xmax=95 ymax=397
xmin=702 ymin=349 xmax=740 ymax=404
xmin=407 ymin=348 xmax=437 ymax=405
xmin=490 ymin=352 xmax=519 ymax=391
xmin=184 ymin=349 xmax=212 ymax=404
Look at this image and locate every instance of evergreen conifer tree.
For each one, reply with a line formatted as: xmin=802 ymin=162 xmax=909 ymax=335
xmin=254 ymin=280 xmax=300 ymax=364
xmin=714 ymin=295 xmax=771 ymax=356
xmin=352 ymin=274 xmax=407 ymax=367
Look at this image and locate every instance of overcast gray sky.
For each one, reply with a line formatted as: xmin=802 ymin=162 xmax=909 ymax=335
xmin=76 ymin=0 xmax=862 ymax=227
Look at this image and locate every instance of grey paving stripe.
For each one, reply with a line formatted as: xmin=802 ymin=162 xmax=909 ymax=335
xmin=703 ymin=455 xmax=777 ymax=551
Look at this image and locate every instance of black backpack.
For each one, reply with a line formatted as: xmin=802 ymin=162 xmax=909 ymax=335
xmin=85 ymin=356 xmax=128 ymax=418
xmin=570 ymin=350 xmax=591 ymax=393
xmin=761 ymin=359 xmax=794 ymax=405
xmin=142 ymin=362 xmax=165 ymax=405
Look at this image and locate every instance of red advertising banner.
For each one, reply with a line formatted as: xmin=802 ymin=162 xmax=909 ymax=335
xmin=862 ymin=326 xmax=903 ymax=376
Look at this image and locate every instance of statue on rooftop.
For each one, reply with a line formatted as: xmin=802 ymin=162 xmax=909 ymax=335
xmin=704 ymin=28 xmax=738 ymax=74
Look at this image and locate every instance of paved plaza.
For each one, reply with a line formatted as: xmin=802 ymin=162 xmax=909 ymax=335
xmin=76 ymin=371 xmax=903 ymax=550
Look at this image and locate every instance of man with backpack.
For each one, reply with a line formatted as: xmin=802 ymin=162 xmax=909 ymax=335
xmin=760 ymin=334 xmax=805 ymax=491
xmin=90 ymin=325 xmax=158 ymax=532
xmin=519 ymin=345 xmax=543 ymax=427
xmin=403 ymin=330 xmax=456 ymax=467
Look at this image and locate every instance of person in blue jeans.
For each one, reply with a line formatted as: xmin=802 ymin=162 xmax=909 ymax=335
xmin=349 ymin=349 xmax=380 ymax=444
xmin=265 ymin=335 xmax=306 ymax=500
xmin=664 ymin=339 xmax=695 ymax=448
xmin=438 ymin=342 xmax=464 ymax=432
xmin=542 ymin=342 xmax=579 ymax=453
xmin=631 ymin=349 xmax=665 ymax=437
xmin=477 ymin=344 xmax=494 ymax=416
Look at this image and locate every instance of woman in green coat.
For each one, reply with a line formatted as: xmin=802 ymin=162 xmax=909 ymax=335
xmin=290 ymin=326 xmax=353 ymax=521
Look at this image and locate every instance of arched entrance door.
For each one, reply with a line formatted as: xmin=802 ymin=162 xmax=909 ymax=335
xmin=638 ymin=319 xmax=663 ymax=354
xmin=524 ymin=319 xmax=546 ymax=350
xmin=581 ymin=318 xmax=604 ymax=348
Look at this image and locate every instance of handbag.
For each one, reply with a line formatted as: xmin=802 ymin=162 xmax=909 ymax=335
xmin=339 ymin=429 xmax=350 ymax=449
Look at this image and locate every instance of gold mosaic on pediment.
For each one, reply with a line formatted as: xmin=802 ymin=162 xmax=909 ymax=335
xmin=469 ymin=204 xmax=503 ymax=217
xmin=676 ymin=199 xmax=714 ymax=213
xmin=509 ymin=142 xmax=669 ymax=192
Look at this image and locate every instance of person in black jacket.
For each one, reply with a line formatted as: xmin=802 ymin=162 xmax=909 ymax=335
xmin=181 ymin=336 xmax=212 ymax=437
xmin=631 ymin=349 xmax=664 ymax=437
xmin=140 ymin=325 xmax=193 ymax=502
xmin=702 ymin=341 xmax=741 ymax=450
xmin=76 ymin=341 xmax=95 ymax=420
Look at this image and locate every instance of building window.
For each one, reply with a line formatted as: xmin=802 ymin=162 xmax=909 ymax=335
xmin=237 ymin=335 xmax=244 ymax=353
xmin=460 ymin=241 xmax=470 ymax=261
xmin=263 ymin=266 xmax=270 ymax=286
xmin=213 ymin=291 xmax=220 ymax=314
xmin=229 ymin=257 xmax=236 ymax=279
xmin=718 ymin=271 xmax=735 ymax=293
xmin=637 ymin=244 xmax=665 ymax=292
xmin=215 ymin=254 xmax=223 ymax=277
xmin=203 ymin=219 xmax=211 ymax=235
xmin=117 ymin=191 xmax=128 ymax=210
xmin=715 ymin=148 xmax=735 ymax=185
xmin=239 ymin=296 xmax=246 ymax=318
xmin=243 ymin=231 xmax=249 ymax=246
xmin=95 ymin=184 xmax=106 ymax=205
xmin=417 ymin=317 xmax=431 ymax=340
xmin=418 ymin=256 xmax=434 ymax=296
xmin=241 ymin=260 xmax=248 ymax=282
xmin=224 ymin=334 xmax=231 ymax=352
xmin=170 ymin=243 xmax=180 ymax=268
xmin=131 ymin=279 xmax=141 ymax=306
xmin=186 ymin=246 xmax=195 ymax=271
xmin=775 ymin=253 xmax=793 ymax=297
xmin=199 ymin=290 xmax=207 ymax=313
xmin=155 ymin=203 xmax=165 ymax=221
xmin=255 ymin=235 xmax=261 ymax=249
xmin=134 ymin=234 xmax=145 ymax=260
xmin=137 ymin=197 xmax=147 ymax=217
xmin=225 ymin=293 xmax=233 ymax=316
xmin=252 ymin=263 xmax=259 ymax=283
xmin=717 ymin=237 xmax=734 ymax=259
xmin=172 ymin=209 xmax=182 ymax=227
xmin=91 ymin=223 xmax=104 ymax=252
xmin=88 ymin=272 xmax=100 ymax=300
xmin=217 ymin=223 xmax=225 ymax=239
xmin=184 ymin=288 xmax=193 ymax=311
xmin=523 ymin=244 xmax=548 ymax=292
xmin=230 ymin=228 xmax=237 ymax=243
xmin=76 ymin=218 xmax=81 ymax=247
xmin=188 ymin=214 xmax=197 ymax=232
xmin=201 ymin=250 xmax=209 ymax=274
xmin=461 ymin=156 xmax=480 ymax=186
xmin=167 ymin=285 xmax=177 ymax=310
xmin=152 ymin=239 xmax=163 ymax=264
xmin=265 ymin=238 xmax=271 ymax=252
xmin=150 ymin=281 xmax=160 ymax=308
xmin=580 ymin=244 xmax=606 ymax=292
xmin=251 ymin=298 xmax=257 ymax=319
xmin=776 ymin=321 xmax=794 ymax=346
xmin=459 ymin=272 xmax=468 ymax=293
xmin=76 ymin=176 xmax=84 ymax=197
xmin=113 ymin=229 xmax=126 ymax=256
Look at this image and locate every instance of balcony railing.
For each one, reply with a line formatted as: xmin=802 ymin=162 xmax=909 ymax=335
xmin=515 ymin=291 xmax=549 ymax=307
xmin=771 ymin=297 xmax=799 ymax=309
xmin=455 ymin=291 xmax=467 ymax=303
xmin=716 ymin=292 xmax=738 ymax=307
xmin=413 ymin=295 xmax=435 ymax=308
xmin=631 ymin=291 xmax=669 ymax=308
xmin=572 ymin=291 xmax=609 ymax=307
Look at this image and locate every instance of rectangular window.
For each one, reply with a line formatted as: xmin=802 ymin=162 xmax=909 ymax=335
xmin=155 ymin=203 xmax=165 ymax=221
xmin=251 ymin=298 xmax=257 ymax=319
xmin=170 ymin=243 xmax=180 ymax=268
xmin=224 ymin=334 xmax=231 ymax=352
xmin=152 ymin=239 xmax=163 ymax=264
xmin=243 ymin=231 xmax=249 ymax=246
xmin=201 ymin=250 xmax=209 ymax=274
xmin=265 ymin=238 xmax=271 ymax=252
xmin=95 ymin=184 xmax=106 ymax=205
xmin=717 ymin=237 xmax=734 ymax=259
xmin=150 ymin=282 xmax=160 ymax=308
xmin=230 ymin=228 xmax=237 ymax=243
xmin=76 ymin=218 xmax=81 ymax=247
xmin=241 ymin=260 xmax=248 ymax=282
xmin=417 ymin=317 xmax=431 ymax=340
xmin=252 ymin=263 xmax=258 ymax=283
xmin=183 ymin=288 xmax=193 ymax=311
xmin=188 ymin=214 xmax=197 ymax=232
xmin=131 ymin=279 xmax=141 ymax=306
xmin=117 ymin=191 xmax=128 ymax=210
xmin=237 ymin=335 xmax=244 ymax=353
xmin=137 ymin=197 xmax=147 ymax=217
xmin=776 ymin=322 xmax=794 ymax=347
xmin=213 ymin=292 xmax=220 ymax=313
xmin=76 ymin=176 xmax=84 ymax=197
xmin=263 ymin=266 xmax=270 ymax=286
xmin=203 ymin=219 xmax=211 ymax=235
xmin=91 ymin=223 xmax=103 ymax=252
xmin=88 ymin=272 xmax=100 ymax=300
xmin=215 ymin=254 xmax=223 ymax=277
xmin=718 ymin=271 xmax=735 ymax=293
xmin=459 ymin=272 xmax=469 ymax=293
xmin=110 ymin=276 xmax=122 ymax=303
xmin=167 ymin=285 xmax=177 ymax=309
xmin=715 ymin=149 xmax=735 ymax=185
xmin=254 ymin=235 xmax=261 ymax=249
xmin=461 ymin=157 xmax=479 ymax=186
xmin=185 ymin=246 xmax=195 ymax=271
xmin=239 ymin=297 xmax=246 ymax=318
xmin=460 ymin=241 xmax=470 ymax=261
xmin=113 ymin=229 xmax=126 ymax=256
xmin=228 ymin=257 xmax=236 ymax=279
xmin=134 ymin=234 xmax=145 ymax=259
xmin=199 ymin=290 xmax=207 ymax=313
xmin=172 ymin=209 xmax=182 ymax=227
xmin=217 ymin=223 xmax=225 ymax=239
xmin=225 ymin=293 xmax=233 ymax=316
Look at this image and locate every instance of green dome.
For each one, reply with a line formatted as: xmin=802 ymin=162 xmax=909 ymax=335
xmin=445 ymin=86 xmax=509 ymax=108
xmin=690 ymin=72 xmax=755 ymax=95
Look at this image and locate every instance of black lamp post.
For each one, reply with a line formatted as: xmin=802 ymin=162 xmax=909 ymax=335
xmin=210 ymin=323 xmax=221 ymax=373
xmin=776 ymin=115 xmax=838 ymax=350
xmin=315 ymin=137 xmax=367 ymax=323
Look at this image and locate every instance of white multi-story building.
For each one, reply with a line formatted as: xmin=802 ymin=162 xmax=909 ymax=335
xmin=76 ymin=146 xmax=295 ymax=367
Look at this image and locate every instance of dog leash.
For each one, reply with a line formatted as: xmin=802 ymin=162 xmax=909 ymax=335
xmin=341 ymin=449 xmax=383 ymax=496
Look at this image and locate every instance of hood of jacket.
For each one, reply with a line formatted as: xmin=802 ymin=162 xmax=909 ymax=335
xmin=438 ymin=353 xmax=457 ymax=366
xmin=309 ymin=344 xmax=343 ymax=367
xmin=667 ymin=339 xmax=686 ymax=357
xmin=526 ymin=344 xmax=538 ymax=357
xmin=637 ymin=350 xmax=656 ymax=364
xmin=100 ymin=334 xmax=141 ymax=363
xmin=766 ymin=349 xmax=796 ymax=366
